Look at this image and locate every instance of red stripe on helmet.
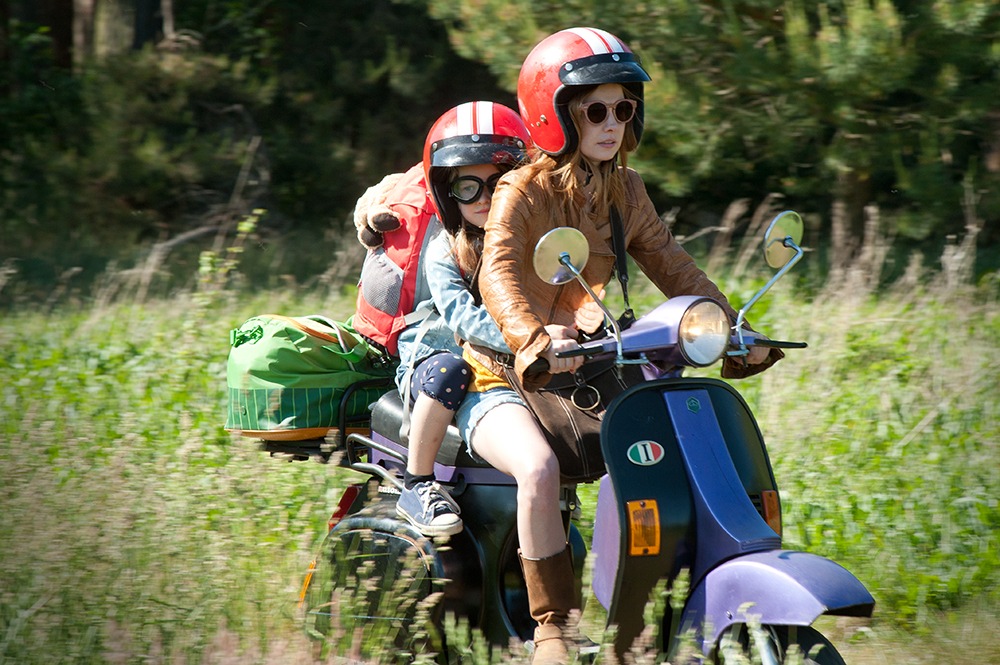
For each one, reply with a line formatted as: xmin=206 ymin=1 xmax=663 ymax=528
xmin=455 ymin=101 xmax=495 ymax=136
xmin=566 ymin=27 xmax=626 ymax=55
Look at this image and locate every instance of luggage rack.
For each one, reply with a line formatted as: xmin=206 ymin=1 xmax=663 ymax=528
xmin=260 ymin=431 xmax=369 ymax=464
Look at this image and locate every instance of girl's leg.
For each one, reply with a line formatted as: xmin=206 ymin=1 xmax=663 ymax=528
xmin=406 ymin=393 xmax=455 ymax=477
xmin=396 ymin=353 xmax=469 ymax=537
xmin=404 ymin=351 xmax=470 ymax=478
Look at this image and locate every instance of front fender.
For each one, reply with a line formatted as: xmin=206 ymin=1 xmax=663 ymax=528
xmin=682 ymin=550 xmax=874 ymax=652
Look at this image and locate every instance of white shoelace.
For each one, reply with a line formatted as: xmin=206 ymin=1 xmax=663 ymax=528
xmin=419 ymin=481 xmax=461 ymax=516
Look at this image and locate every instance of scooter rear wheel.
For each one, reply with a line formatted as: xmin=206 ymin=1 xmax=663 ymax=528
xmin=303 ymin=512 xmax=447 ymax=663
xmin=715 ymin=624 xmax=847 ymax=665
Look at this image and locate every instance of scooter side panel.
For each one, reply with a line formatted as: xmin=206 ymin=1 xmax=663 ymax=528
xmin=663 ymin=387 xmax=782 ymax=583
xmin=682 ymin=549 xmax=876 ymax=651
xmin=591 ymin=475 xmax=618 ymax=610
xmin=598 ymin=384 xmax=696 ymax=653
xmin=596 ymin=377 xmax=803 ymax=656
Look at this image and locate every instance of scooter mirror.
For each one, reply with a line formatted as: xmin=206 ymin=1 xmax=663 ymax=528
xmin=533 ymin=227 xmax=590 ymax=285
xmin=764 ymin=210 xmax=804 ymax=269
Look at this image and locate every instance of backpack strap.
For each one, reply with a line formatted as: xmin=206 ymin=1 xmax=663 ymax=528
xmin=398 ymin=307 xmax=441 ymax=444
xmin=403 ymin=307 xmax=433 ymax=327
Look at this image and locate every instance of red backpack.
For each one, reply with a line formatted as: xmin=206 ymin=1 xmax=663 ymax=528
xmin=353 ymin=163 xmax=437 ymax=357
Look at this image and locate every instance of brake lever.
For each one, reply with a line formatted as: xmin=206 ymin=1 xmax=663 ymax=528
xmin=554 ymin=346 xmax=603 ymax=359
xmin=753 ymin=339 xmax=808 ymax=349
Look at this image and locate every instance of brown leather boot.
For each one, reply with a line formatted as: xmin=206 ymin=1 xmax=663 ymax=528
xmin=520 ymin=546 xmax=579 ymax=665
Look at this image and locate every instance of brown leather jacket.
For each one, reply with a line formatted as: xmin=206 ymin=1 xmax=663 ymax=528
xmin=471 ymin=165 xmax=782 ymax=391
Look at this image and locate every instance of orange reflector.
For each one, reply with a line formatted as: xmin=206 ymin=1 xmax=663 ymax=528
xmin=297 ymin=559 xmax=317 ymax=607
xmin=626 ymin=499 xmax=660 ymax=556
xmin=761 ymin=489 xmax=782 ymax=536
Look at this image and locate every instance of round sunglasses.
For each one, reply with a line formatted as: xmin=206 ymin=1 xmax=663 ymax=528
xmin=449 ymin=172 xmax=502 ymax=204
xmin=579 ymin=98 xmax=637 ymax=125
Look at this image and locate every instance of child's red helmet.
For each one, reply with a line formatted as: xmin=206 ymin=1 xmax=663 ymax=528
xmin=517 ymin=27 xmax=650 ymax=156
xmin=422 ymin=101 xmax=531 ymax=234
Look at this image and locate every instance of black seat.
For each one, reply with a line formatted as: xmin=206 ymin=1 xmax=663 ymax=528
xmin=370 ymin=390 xmax=494 ymax=469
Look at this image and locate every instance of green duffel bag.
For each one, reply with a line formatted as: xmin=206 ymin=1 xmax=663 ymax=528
xmin=224 ymin=314 xmax=397 ymax=441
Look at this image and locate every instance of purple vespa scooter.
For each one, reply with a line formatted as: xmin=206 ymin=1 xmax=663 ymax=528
xmin=539 ymin=210 xmax=874 ymax=663
xmin=300 ymin=211 xmax=874 ymax=664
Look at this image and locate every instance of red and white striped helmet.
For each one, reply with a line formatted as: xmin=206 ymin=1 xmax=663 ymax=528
xmin=517 ymin=27 xmax=650 ymax=156
xmin=422 ymin=101 xmax=531 ymax=234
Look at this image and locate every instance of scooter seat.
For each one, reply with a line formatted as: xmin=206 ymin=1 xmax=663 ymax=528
xmin=369 ymin=390 xmax=494 ymax=469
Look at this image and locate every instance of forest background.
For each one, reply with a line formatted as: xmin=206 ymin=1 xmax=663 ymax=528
xmin=2 ymin=0 xmax=999 ymax=300
xmin=0 ymin=1 xmax=998 ymax=664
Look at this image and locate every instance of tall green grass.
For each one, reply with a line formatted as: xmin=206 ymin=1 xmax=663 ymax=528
xmin=1 ymin=243 xmax=997 ymax=662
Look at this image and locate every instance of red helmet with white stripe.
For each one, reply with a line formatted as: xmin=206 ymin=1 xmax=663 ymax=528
xmin=423 ymin=101 xmax=531 ymax=234
xmin=517 ymin=27 xmax=650 ymax=156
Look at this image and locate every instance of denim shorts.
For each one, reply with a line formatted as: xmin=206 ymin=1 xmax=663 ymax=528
xmin=454 ymin=386 xmax=525 ymax=459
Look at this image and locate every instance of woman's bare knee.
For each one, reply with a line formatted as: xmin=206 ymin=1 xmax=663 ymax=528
xmin=516 ymin=447 xmax=559 ymax=488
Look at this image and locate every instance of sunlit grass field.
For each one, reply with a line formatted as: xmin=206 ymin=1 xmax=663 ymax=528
xmin=1 ymin=239 xmax=998 ymax=663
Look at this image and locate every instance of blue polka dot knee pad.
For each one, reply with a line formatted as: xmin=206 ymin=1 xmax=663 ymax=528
xmin=410 ymin=352 xmax=471 ymax=411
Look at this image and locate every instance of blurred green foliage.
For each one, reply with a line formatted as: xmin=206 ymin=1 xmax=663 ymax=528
xmin=1 ymin=0 xmax=998 ymax=304
xmin=426 ymin=0 xmax=1000 ymax=235
xmin=0 ymin=1 xmax=510 ymax=302
xmin=1 ymin=264 xmax=997 ymax=661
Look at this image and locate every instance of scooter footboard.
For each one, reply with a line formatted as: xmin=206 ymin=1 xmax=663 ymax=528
xmin=682 ymin=550 xmax=874 ymax=652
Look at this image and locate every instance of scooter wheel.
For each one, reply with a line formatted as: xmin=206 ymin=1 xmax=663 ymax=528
xmin=714 ymin=624 xmax=846 ymax=665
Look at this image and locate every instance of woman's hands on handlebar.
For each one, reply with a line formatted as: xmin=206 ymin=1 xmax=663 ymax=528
xmin=543 ymin=324 xmax=583 ymax=374
xmin=740 ymin=329 xmax=776 ymax=365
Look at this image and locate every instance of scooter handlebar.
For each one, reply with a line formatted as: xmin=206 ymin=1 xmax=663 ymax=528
xmin=553 ymin=346 xmax=604 ymax=358
xmin=751 ymin=338 xmax=808 ymax=349
xmin=527 ymin=332 xmax=807 ymax=378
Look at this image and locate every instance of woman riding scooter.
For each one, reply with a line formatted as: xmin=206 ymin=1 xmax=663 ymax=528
xmin=465 ymin=26 xmax=783 ymax=663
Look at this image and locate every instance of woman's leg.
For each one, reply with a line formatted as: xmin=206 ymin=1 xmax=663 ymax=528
xmin=469 ymin=402 xmax=565 ymax=558
xmin=471 ymin=402 xmax=576 ymax=664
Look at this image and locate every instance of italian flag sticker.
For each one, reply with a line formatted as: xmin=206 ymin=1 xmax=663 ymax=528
xmin=626 ymin=440 xmax=665 ymax=466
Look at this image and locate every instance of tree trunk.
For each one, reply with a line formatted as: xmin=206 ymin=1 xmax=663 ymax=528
xmin=830 ymin=191 xmax=850 ymax=282
xmin=161 ymin=0 xmax=173 ymax=40
xmin=46 ymin=0 xmax=74 ymax=68
xmin=73 ymin=0 xmax=95 ymax=67
xmin=135 ymin=0 xmax=175 ymax=47
xmin=830 ymin=168 xmax=874 ymax=279
xmin=94 ymin=0 xmax=135 ymax=58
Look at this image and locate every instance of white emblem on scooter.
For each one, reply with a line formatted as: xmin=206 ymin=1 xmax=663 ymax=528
xmin=627 ymin=440 xmax=665 ymax=466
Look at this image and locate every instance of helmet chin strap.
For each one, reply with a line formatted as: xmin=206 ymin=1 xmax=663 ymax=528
xmin=462 ymin=220 xmax=485 ymax=237
xmin=579 ymin=154 xmax=619 ymax=188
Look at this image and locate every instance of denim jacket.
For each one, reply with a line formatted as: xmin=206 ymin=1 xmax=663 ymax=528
xmin=395 ymin=219 xmax=509 ymax=390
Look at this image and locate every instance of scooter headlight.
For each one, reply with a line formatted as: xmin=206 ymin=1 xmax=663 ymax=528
xmin=678 ymin=299 xmax=729 ymax=366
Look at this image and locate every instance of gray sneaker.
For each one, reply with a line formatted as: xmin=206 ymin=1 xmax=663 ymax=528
xmin=396 ymin=480 xmax=463 ymax=537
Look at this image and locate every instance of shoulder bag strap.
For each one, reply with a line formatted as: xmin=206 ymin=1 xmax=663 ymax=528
xmin=609 ymin=206 xmax=636 ymax=329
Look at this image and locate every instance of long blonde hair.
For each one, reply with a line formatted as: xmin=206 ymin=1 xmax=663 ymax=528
xmin=452 ymin=222 xmax=484 ymax=282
